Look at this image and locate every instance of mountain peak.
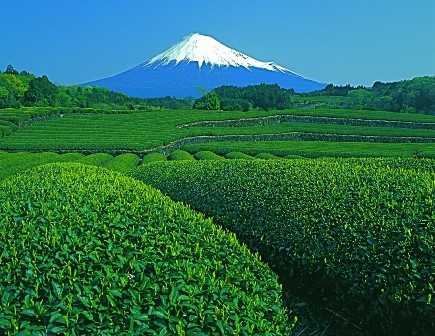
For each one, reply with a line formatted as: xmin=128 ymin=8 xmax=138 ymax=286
xmin=83 ymin=33 xmax=327 ymax=98
xmin=146 ymin=33 xmax=298 ymax=74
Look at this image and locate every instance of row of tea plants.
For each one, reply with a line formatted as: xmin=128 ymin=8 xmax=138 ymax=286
xmin=134 ymin=158 xmax=435 ymax=335
xmin=0 ymin=163 xmax=290 ymax=335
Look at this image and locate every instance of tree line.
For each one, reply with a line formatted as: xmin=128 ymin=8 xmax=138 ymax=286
xmin=193 ymin=77 xmax=435 ymax=115
xmin=193 ymin=84 xmax=293 ymax=111
xmin=3 ymin=64 xmax=434 ymax=114
xmin=301 ymin=76 xmax=435 ymax=114
xmin=0 ymin=65 xmax=191 ymax=110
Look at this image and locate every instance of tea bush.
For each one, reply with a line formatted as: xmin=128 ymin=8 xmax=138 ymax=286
xmin=104 ymin=153 xmax=140 ymax=173
xmin=193 ymin=151 xmax=225 ymax=161
xmin=255 ymin=153 xmax=281 ymax=160
xmin=76 ymin=153 xmax=113 ymax=166
xmin=167 ymin=150 xmax=195 ymax=161
xmin=0 ymin=163 xmax=290 ymax=335
xmin=141 ymin=153 xmax=167 ymax=164
xmin=134 ymin=158 xmax=435 ymax=335
xmin=0 ymin=152 xmax=85 ymax=181
xmin=224 ymin=152 xmax=255 ymax=160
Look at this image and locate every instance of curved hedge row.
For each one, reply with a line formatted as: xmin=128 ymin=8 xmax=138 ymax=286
xmin=194 ymin=151 xmax=225 ymax=161
xmin=255 ymin=153 xmax=282 ymax=160
xmin=133 ymin=159 xmax=435 ymax=335
xmin=0 ymin=163 xmax=290 ymax=335
xmin=224 ymin=152 xmax=255 ymax=160
xmin=180 ymin=113 xmax=435 ymax=130
xmin=0 ymin=152 xmax=85 ymax=181
xmin=167 ymin=150 xmax=195 ymax=161
xmin=104 ymin=153 xmax=140 ymax=173
xmin=155 ymin=132 xmax=435 ymax=156
xmin=141 ymin=152 xmax=167 ymax=164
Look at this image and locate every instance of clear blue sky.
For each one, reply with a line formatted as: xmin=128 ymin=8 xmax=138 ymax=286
xmin=1 ymin=0 xmax=434 ymax=87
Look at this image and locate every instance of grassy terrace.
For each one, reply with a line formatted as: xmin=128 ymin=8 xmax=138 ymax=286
xmin=183 ymin=140 xmax=435 ymax=158
xmin=1 ymin=108 xmax=435 ymax=153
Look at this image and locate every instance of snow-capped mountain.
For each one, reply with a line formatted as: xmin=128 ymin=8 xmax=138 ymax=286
xmin=82 ymin=33 xmax=326 ymax=98
xmin=147 ymin=33 xmax=293 ymax=72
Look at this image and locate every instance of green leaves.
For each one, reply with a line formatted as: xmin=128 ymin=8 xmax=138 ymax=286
xmin=0 ymin=162 xmax=289 ymax=335
xmin=134 ymin=158 xmax=435 ymax=335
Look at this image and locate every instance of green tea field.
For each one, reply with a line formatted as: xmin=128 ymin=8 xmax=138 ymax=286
xmin=0 ymin=106 xmax=434 ymax=335
xmin=2 ymin=107 xmax=435 ymax=157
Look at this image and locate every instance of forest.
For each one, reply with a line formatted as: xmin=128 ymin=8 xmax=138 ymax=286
xmin=193 ymin=83 xmax=293 ymax=111
xmin=0 ymin=65 xmax=191 ymax=110
xmin=301 ymin=76 xmax=435 ymax=114
xmin=193 ymin=77 xmax=435 ymax=114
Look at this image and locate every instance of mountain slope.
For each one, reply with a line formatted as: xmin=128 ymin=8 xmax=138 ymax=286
xmin=83 ymin=33 xmax=326 ymax=98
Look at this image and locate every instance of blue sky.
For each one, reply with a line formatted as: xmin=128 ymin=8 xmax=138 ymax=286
xmin=1 ymin=0 xmax=434 ymax=87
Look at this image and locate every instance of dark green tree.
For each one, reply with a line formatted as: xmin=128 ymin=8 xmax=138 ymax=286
xmin=211 ymin=83 xmax=292 ymax=111
xmin=24 ymin=75 xmax=58 ymax=106
xmin=193 ymin=91 xmax=221 ymax=110
xmin=5 ymin=65 xmax=19 ymax=75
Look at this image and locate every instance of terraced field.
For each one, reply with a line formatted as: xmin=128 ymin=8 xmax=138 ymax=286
xmin=1 ymin=106 xmax=435 ymax=335
xmin=183 ymin=140 xmax=435 ymax=158
xmin=2 ymin=107 xmax=435 ymax=157
xmin=0 ymin=150 xmax=283 ymax=182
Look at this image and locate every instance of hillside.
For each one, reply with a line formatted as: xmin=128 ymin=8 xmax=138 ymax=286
xmin=1 ymin=75 xmax=435 ymax=335
xmin=2 ymin=107 xmax=435 ymax=158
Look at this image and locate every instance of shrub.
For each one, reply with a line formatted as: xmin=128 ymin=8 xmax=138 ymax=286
xmin=77 ymin=153 xmax=113 ymax=166
xmin=141 ymin=152 xmax=167 ymax=164
xmin=133 ymin=159 xmax=435 ymax=335
xmin=167 ymin=150 xmax=195 ymax=161
xmin=255 ymin=153 xmax=281 ymax=160
xmin=104 ymin=153 xmax=139 ymax=173
xmin=224 ymin=152 xmax=255 ymax=160
xmin=0 ymin=163 xmax=290 ymax=335
xmin=193 ymin=151 xmax=225 ymax=161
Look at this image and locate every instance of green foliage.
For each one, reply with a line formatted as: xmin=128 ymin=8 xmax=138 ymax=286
xmin=304 ymin=83 xmax=358 ymax=97
xmin=224 ymin=152 xmax=255 ymax=160
xmin=4 ymin=65 xmax=19 ymax=75
xmin=193 ymin=151 xmax=225 ymax=160
xmin=104 ymin=153 xmax=139 ymax=173
xmin=0 ymin=152 xmax=86 ymax=180
xmin=183 ymin=140 xmax=435 ymax=158
xmin=76 ymin=153 xmax=113 ymax=166
xmin=193 ymin=91 xmax=221 ymax=110
xmin=167 ymin=150 xmax=195 ymax=161
xmin=141 ymin=152 xmax=167 ymax=164
xmin=0 ymin=67 xmax=191 ymax=110
xmin=0 ymin=71 xmax=34 ymax=108
xmin=133 ymin=158 xmax=435 ymax=335
xmin=255 ymin=153 xmax=281 ymax=160
xmin=284 ymin=154 xmax=305 ymax=159
xmin=200 ymin=84 xmax=293 ymax=111
xmin=302 ymin=76 xmax=435 ymax=114
xmin=3 ymin=107 xmax=435 ymax=157
xmin=0 ymin=163 xmax=290 ymax=335
xmin=24 ymin=75 xmax=59 ymax=106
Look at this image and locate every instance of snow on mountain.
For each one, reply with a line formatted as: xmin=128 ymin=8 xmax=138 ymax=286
xmin=82 ymin=33 xmax=326 ymax=98
xmin=146 ymin=33 xmax=300 ymax=75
